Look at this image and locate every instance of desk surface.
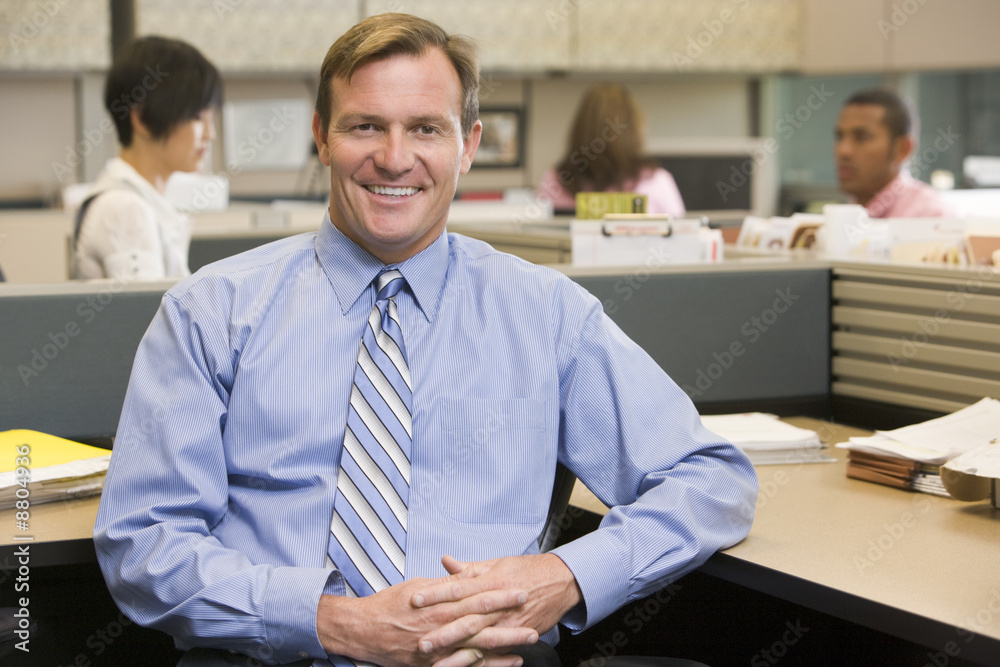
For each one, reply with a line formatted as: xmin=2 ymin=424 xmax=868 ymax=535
xmin=6 ymin=420 xmax=999 ymax=661
xmin=0 ymin=495 xmax=101 ymax=566
xmin=571 ymin=417 xmax=1000 ymax=662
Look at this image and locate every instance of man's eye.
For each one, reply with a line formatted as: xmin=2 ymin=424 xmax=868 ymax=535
xmin=418 ymin=125 xmax=437 ymax=135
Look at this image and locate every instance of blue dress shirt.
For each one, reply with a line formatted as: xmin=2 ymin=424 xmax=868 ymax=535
xmin=94 ymin=213 xmax=757 ymax=665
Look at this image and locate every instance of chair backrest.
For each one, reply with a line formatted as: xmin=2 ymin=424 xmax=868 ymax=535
xmin=538 ymin=463 xmax=578 ymax=552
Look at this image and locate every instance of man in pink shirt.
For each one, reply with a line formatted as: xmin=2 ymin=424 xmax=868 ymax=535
xmin=835 ymin=88 xmax=960 ymax=218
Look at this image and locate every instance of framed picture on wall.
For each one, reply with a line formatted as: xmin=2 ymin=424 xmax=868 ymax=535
xmin=473 ymin=107 xmax=524 ymax=168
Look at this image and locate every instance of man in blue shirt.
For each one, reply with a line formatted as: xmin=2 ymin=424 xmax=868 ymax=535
xmin=94 ymin=13 xmax=757 ymax=667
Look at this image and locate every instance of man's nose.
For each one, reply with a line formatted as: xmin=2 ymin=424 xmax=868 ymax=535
xmin=834 ymin=137 xmax=852 ymax=158
xmin=375 ymin=128 xmax=415 ymax=174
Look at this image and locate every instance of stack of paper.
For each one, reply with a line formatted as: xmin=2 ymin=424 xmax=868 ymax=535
xmin=0 ymin=430 xmax=112 ymax=509
xmin=701 ymin=413 xmax=834 ymax=465
xmin=837 ymin=397 xmax=1000 ymax=496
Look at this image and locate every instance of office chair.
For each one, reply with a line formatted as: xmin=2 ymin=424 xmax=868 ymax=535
xmin=0 ymin=607 xmax=36 ymax=660
xmin=577 ymin=660 xmax=710 ymax=667
xmin=540 ymin=465 xmax=714 ymax=667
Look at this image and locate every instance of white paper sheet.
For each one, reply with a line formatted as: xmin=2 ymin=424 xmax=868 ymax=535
xmin=838 ymin=397 xmax=1000 ymax=465
xmin=701 ymin=412 xmax=823 ymax=451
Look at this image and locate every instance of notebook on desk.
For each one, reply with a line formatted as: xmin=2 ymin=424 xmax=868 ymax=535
xmin=0 ymin=429 xmax=111 ymax=509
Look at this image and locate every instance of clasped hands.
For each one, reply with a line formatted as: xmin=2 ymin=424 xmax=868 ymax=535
xmin=317 ymin=552 xmax=582 ymax=667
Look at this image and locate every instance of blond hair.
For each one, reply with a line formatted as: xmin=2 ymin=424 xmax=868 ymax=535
xmin=315 ymin=13 xmax=479 ymax=137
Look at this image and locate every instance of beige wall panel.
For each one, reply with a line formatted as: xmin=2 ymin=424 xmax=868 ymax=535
xmin=0 ymin=0 xmax=109 ymax=70
xmin=0 ymin=78 xmax=76 ymax=201
xmin=888 ymin=0 xmax=1000 ymax=70
xmin=800 ymin=0 xmax=885 ymax=73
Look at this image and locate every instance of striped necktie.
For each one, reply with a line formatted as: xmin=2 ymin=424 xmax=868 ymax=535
xmin=329 ymin=269 xmax=412 ymax=597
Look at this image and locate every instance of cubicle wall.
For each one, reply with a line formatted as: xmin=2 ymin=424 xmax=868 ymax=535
xmin=831 ymin=263 xmax=1000 ymax=415
xmin=0 ymin=282 xmax=171 ymax=440
xmin=0 ymin=264 xmax=832 ymax=443
xmin=566 ymin=263 xmax=831 ymax=413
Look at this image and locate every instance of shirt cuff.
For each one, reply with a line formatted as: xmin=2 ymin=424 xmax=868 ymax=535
xmin=262 ymin=566 xmax=338 ymax=663
xmin=551 ymin=529 xmax=629 ymax=632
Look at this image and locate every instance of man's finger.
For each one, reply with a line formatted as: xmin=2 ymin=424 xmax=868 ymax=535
xmin=431 ymin=646 xmax=486 ymax=667
xmin=421 ymin=616 xmax=538 ymax=655
xmin=412 ymin=578 xmax=523 ymax=609
xmin=434 ymin=651 xmax=527 ymax=667
xmin=442 ymin=554 xmax=467 ymax=576
xmin=481 ymin=655 xmax=526 ymax=667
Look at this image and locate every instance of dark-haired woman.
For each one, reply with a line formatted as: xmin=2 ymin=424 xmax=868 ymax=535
xmin=537 ymin=83 xmax=685 ymax=217
xmin=73 ymin=36 xmax=222 ymax=280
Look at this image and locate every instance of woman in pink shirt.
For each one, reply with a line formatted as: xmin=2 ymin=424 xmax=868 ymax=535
xmin=537 ymin=83 xmax=685 ymax=217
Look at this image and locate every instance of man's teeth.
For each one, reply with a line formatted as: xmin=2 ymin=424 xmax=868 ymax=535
xmin=366 ymin=185 xmax=419 ymax=196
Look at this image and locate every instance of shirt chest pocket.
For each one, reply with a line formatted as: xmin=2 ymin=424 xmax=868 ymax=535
xmin=438 ymin=398 xmax=550 ymax=525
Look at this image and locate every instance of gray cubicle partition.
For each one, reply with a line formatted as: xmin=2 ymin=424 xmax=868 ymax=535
xmin=0 ymin=282 xmax=170 ymax=441
xmin=565 ymin=263 xmax=831 ymax=412
xmin=189 ymin=232 xmax=293 ymax=273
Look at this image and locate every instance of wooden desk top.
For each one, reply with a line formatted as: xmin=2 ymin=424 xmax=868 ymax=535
xmin=571 ymin=417 xmax=1000 ymax=661
xmin=0 ymin=495 xmax=100 ymax=566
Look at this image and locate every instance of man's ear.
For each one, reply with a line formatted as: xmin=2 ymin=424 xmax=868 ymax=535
xmin=459 ymin=119 xmax=482 ymax=175
xmin=312 ymin=111 xmax=331 ymax=166
xmin=890 ymin=133 xmax=914 ymax=167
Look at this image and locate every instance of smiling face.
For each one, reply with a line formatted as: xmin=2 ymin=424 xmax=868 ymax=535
xmin=834 ymin=104 xmax=912 ymax=206
xmin=312 ymin=49 xmax=482 ymax=264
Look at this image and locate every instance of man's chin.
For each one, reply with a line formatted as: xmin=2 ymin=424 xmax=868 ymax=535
xmin=837 ymin=180 xmax=858 ymax=197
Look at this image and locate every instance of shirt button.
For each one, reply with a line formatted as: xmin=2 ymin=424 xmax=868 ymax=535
xmin=298 ymin=651 xmax=309 ymax=658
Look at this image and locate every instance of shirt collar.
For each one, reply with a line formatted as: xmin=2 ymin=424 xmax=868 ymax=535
xmin=93 ymin=157 xmax=183 ymax=221
xmin=315 ymin=211 xmax=448 ymax=322
xmin=103 ymin=157 xmax=169 ymax=202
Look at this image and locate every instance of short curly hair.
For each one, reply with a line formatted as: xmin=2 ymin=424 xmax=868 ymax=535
xmin=844 ymin=87 xmax=917 ymax=140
